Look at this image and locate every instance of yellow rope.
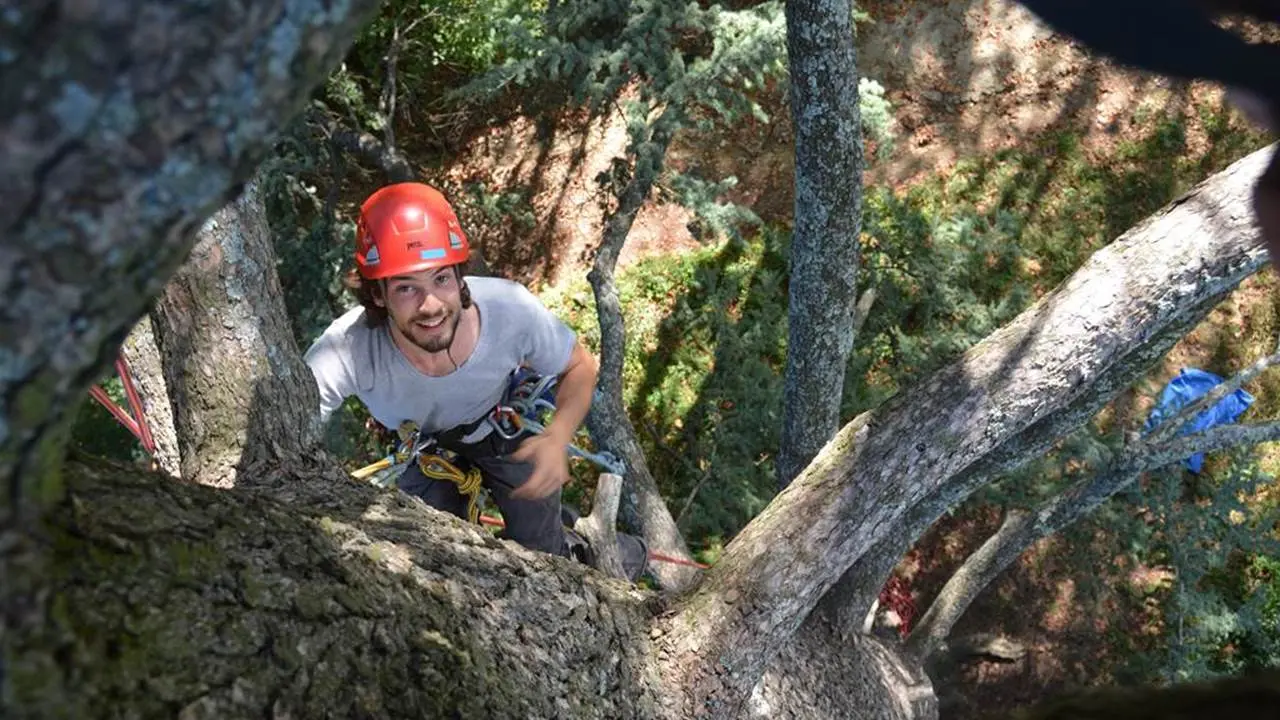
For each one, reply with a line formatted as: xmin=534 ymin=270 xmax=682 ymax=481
xmin=350 ymin=419 xmax=486 ymax=524
xmin=418 ymin=453 xmax=485 ymax=524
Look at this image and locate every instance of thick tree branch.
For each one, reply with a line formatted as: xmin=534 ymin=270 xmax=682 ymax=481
xmin=585 ymin=104 xmax=701 ymax=591
xmin=906 ymin=415 xmax=1280 ymax=660
xmin=821 ymin=286 xmax=1226 ymax=632
xmin=658 ymin=145 xmax=1275 ymax=715
xmin=150 ymin=177 xmax=322 ymax=487
xmin=575 ymin=473 xmax=628 ymax=579
xmin=776 ymin=0 xmax=865 ymax=489
xmin=4 ymin=458 xmax=663 ymax=718
xmin=0 ymin=0 xmax=382 ymax=527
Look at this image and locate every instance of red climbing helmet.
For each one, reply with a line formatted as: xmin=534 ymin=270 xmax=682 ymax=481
xmin=354 ymin=182 xmax=471 ymax=280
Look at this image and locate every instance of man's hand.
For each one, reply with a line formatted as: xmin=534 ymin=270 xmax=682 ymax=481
xmin=509 ymin=431 xmax=572 ymax=500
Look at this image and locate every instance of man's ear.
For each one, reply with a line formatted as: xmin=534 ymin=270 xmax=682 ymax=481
xmin=456 ymin=265 xmax=473 ymax=309
xmin=371 ymin=280 xmax=387 ymax=309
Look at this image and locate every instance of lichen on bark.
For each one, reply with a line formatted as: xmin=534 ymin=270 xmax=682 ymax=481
xmin=4 ymin=459 xmax=664 ymax=720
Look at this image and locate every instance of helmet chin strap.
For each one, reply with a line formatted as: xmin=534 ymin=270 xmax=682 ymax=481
xmin=442 ymin=311 xmax=461 ymax=370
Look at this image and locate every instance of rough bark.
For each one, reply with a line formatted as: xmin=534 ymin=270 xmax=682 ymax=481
xmin=3 ymin=458 xmax=666 ymax=719
xmin=776 ymin=0 xmax=865 ymax=489
xmin=576 ymin=473 xmax=629 ymax=579
xmin=118 ymin=316 xmax=181 ymax=477
xmin=0 ymin=444 xmax=945 ymax=720
xmin=585 ymin=106 xmax=701 ymax=592
xmin=0 ymin=0 xmax=382 ymax=526
xmin=657 ymin=146 xmax=1274 ymax=716
xmin=150 ymin=177 xmax=322 ymax=487
xmin=747 ymin=617 xmax=937 ymax=720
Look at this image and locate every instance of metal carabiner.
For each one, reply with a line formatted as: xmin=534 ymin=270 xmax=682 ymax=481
xmin=487 ymin=405 xmax=526 ymax=440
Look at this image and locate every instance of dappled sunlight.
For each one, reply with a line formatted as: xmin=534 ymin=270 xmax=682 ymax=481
xmin=444 ymin=105 xmax=633 ymax=288
xmin=855 ymin=0 xmax=1265 ymax=190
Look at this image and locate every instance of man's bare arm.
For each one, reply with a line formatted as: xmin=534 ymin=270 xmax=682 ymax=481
xmin=545 ymin=341 xmax=599 ymax=444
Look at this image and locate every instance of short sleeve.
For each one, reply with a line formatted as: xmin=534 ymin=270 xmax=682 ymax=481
xmin=511 ymin=284 xmax=577 ymax=376
xmin=302 ymin=331 xmax=356 ymax=424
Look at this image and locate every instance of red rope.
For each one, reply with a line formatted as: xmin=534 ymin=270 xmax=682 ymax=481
xmin=115 ymin=356 xmax=155 ymax=455
xmin=645 ymin=551 xmax=711 ymax=570
xmin=88 ymin=385 xmax=144 ymax=441
xmin=88 ymin=354 xmax=156 ymax=456
xmin=479 ymin=515 xmax=711 ymax=569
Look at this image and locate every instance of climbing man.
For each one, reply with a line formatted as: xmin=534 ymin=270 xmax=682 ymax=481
xmin=303 ymin=181 xmax=600 ymax=559
xmin=1015 ymin=0 xmax=1280 ymax=267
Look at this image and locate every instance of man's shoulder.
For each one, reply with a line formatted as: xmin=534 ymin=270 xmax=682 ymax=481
xmin=467 ymin=275 xmax=546 ymax=311
xmin=466 ymin=275 xmax=534 ymax=298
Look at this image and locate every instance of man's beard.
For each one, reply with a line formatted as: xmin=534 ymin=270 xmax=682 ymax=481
xmin=401 ymin=309 xmax=461 ymax=353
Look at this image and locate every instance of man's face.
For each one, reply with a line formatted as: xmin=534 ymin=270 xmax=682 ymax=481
xmin=378 ymin=266 xmax=464 ymax=353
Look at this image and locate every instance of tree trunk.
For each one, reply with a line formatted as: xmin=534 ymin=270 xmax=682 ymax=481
xmin=585 ymin=106 xmax=702 ymax=592
xmin=656 ymin=146 xmax=1274 ymax=716
xmin=150 ymin=177 xmax=322 ymax=487
xmin=119 ymin=316 xmax=181 ymax=477
xmin=3 ymin=458 xmax=667 ymax=719
xmin=0 ymin=0 xmax=381 ymax=526
xmin=776 ymin=0 xmax=866 ymax=489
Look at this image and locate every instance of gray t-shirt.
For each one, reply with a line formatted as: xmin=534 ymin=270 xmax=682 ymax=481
xmin=303 ymin=276 xmax=576 ymax=440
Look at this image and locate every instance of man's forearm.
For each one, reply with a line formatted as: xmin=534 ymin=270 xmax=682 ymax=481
xmin=546 ymin=345 xmax=598 ymax=443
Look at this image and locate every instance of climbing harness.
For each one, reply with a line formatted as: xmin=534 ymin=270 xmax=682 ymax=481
xmin=351 ymin=370 xmax=626 ymax=490
xmin=350 ymin=419 xmax=487 ymax=523
xmin=348 ymin=368 xmax=708 ymax=571
xmin=483 ymin=368 xmax=628 ymax=476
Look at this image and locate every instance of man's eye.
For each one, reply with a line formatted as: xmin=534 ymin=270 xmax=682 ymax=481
xmin=435 ymin=274 xmax=453 ymax=286
xmin=394 ymin=285 xmax=415 ymax=295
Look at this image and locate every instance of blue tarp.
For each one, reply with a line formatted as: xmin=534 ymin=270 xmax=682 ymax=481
xmin=1142 ymin=367 xmax=1255 ymax=473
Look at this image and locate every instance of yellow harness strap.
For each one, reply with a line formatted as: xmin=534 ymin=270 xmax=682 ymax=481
xmin=417 ymin=452 xmax=484 ymax=524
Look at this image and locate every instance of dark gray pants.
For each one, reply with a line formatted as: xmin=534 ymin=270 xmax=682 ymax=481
xmin=397 ymin=444 xmax=568 ymax=557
